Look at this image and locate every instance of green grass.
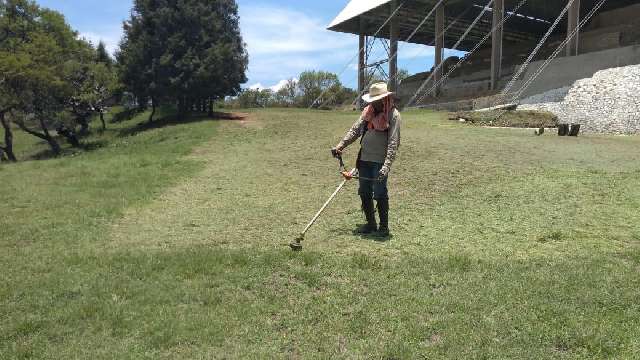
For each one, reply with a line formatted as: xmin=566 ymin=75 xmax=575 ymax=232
xmin=1 ymin=108 xmax=639 ymax=358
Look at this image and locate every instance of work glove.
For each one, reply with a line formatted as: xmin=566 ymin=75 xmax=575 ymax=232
xmin=377 ymin=165 xmax=390 ymax=180
xmin=331 ymin=147 xmax=343 ymax=158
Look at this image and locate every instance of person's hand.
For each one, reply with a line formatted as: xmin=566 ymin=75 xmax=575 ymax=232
xmin=331 ymin=147 xmax=343 ymax=158
xmin=377 ymin=165 xmax=390 ymax=180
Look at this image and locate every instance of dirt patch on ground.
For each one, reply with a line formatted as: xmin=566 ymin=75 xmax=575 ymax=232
xmin=213 ymin=111 xmax=259 ymax=128
xmin=211 ymin=111 xmax=249 ymax=120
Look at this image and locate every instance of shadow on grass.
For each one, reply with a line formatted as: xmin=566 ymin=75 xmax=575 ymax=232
xmin=118 ymin=111 xmax=248 ymax=137
xmin=28 ymin=139 xmax=109 ymax=160
xmin=110 ymin=108 xmax=144 ymax=124
xmin=328 ymin=226 xmax=393 ymax=243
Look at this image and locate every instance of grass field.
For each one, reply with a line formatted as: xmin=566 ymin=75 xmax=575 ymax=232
xmin=1 ymin=108 xmax=639 ymax=359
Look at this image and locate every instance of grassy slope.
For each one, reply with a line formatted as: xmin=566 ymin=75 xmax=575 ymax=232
xmin=1 ymin=108 xmax=639 ymax=359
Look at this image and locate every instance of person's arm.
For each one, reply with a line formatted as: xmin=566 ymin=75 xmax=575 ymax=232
xmin=335 ymin=117 xmax=366 ymax=151
xmin=379 ymin=110 xmax=401 ymax=178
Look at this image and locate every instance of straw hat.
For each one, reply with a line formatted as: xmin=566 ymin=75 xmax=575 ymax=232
xmin=362 ymin=82 xmax=394 ymax=103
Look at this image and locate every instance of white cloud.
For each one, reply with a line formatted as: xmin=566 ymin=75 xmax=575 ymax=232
xmin=80 ymin=26 xmax=123 ymax=55
xmin=239 ymin=4 xmax=358 ymax=86
xmin=248 ymin=78 xmax=298 ymax=92
xmin=237 ymin=3 xmax=468 ymax=89
xmin=269 ymin=78 xmax=297 ymax=92
xmin=240 ymin=6 xmax=354 ymax=56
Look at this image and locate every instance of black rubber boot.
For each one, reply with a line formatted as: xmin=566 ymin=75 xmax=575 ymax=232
xmin=377 ymin=198 xmax=390 ymax=237
xmin=357 ymin=195 xmax=377 ymax=234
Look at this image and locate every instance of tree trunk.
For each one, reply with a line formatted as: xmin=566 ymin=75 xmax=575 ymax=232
xmin=0 ymin=112 xmax=17 ymax=162
xmin=208 ymin=98 xmax=214 ymax=117
xmin=16 ymin=118 xmax=61 ymax=155
xmin=40 ymin=118 xmax=61 ymax=155
xmin=56 ymin=125 xmax=81 ymax=147
xmin=77 ymin=116 xmax=90 ymax=136
xmin=99 ymin=111 xmax=106 ymax=131
xmin=149 ymin=98 xmax=157 ymax=123
xmin=177 ymin=98 xmax=184 ymax=115
xmin=47 ymin=137 xmax=61 ymax=154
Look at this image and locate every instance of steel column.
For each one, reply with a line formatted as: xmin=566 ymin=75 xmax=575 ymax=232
xmin=567 ymin=0 xmax=581 ymax=56
xmin=434 ymin=2 xmax=445 ymax=94
xmin=389 ymin=1 xmax=399 ymax=92
xmin=491 ymin=0 xmax=504 ymax=90
xmin=358 ymin=24 xmax=366 ymax=109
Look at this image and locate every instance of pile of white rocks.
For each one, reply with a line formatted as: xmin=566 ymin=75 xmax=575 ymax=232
xmin=519 ymin=86 xmax=570 ymax=105
xmin=518 ymin=65 xmax=640 ymax=134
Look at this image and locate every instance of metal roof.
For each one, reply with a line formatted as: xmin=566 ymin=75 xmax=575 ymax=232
xmin=328 ymin=0 xmax=640 ymax=51
xmin=328 ymin=0 xmax=393 ymax=29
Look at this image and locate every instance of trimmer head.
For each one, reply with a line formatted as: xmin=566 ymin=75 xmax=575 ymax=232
xmin=289 ymin=235 xmax=304 ymax=251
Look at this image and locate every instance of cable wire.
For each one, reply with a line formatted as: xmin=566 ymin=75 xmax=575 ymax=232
xmin=407 ymin=0 xmax=529 ymax=107
xmin=307 ymin=2 xmax=405 ymax=108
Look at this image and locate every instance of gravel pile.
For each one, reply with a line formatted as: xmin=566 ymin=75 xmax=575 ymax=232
xmin=518 ymin=65 xmax=640 ymax=134
xmin=519 ymin=86 xmax=570 ymax=105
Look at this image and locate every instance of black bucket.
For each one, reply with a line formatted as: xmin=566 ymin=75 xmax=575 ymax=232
xmin=569 ymin=124 xmax=581 ymax=137
xmin=558 ymin=124 xmax=569 ymax=136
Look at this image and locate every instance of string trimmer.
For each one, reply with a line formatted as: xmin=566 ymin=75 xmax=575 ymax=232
xmin=289 ymin=150 xmax=380 ymax=251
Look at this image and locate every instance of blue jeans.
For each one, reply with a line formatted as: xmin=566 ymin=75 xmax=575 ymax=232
xmin=358 ymin=161 xmax=388 ymax=200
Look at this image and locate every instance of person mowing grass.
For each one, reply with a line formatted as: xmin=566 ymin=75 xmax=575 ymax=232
xmin=333 ymin=82 xmax=401 ymax=237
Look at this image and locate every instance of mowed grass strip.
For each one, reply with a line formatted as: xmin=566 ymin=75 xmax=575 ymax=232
xmin=1 ymin=108 xmax=639 ymax=358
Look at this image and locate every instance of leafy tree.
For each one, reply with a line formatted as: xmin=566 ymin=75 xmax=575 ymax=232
xmin=297 ymin=70 xmax=343 ymax=108
xmin=65 ymin=59 xmax=118 ymax=134
xmin=397 ymin=68 xmax=410 ymax=84
xmin=275 ymin=79 xmax=298 ymax=107
xmin=0 ymin=0 xmax=100 ymax=156
xmin=236 ymin=88 xmax=274 ymax=108
xmin=225 ymin=72 xmax=358 ymax=109
xmin=0 ymin=0 xmax=42 ymax=160
xmin=118 ymin=0 xmax=248 ymax=121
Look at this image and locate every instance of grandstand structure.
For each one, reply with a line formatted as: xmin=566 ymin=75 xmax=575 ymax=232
xmin=328 ymin=0 xmax=640 ymax=109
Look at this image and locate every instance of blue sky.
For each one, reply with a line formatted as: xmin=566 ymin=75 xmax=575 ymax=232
xmin=37 ymin=0 xmax=459 ymax=90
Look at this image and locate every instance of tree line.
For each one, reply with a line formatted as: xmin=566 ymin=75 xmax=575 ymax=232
xmin=229 ymin=71 xmax=357 ymax=109
xmin=228 ymin=69 xmax=410 ymax=109
xmin=0 ymin=0 xmax=410 ymax=163
xmin=0 ymin=0 xmax=118 ymax=160
xmin=0 ymin=0 xmax=248 ymax=162
xmin=116 ymin=0 xmax=248 ymax=121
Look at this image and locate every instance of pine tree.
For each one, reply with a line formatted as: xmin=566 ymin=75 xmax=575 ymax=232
xmin=117 ymin=0 xmax=248 ymax=120
xmin=96 ymin=41 xmax=113 ymax=67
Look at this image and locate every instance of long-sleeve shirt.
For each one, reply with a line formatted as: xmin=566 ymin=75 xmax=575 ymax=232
xmin=337 ymin=109 xmax=401 ymax=171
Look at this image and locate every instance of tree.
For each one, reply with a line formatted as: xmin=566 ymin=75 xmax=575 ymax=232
xmin=116 ymin=1 xmax=160 ymax=121
xmin=236 ymin=88 xmax=274 ymax=108
xmin=297 ymin=70 xmax=343 ymax=108
xmin=117 ymin=0 xmax=248 ymax=121
xmin=275 ymin=79 xmax=298 ymax=107
xmin=0 ymin=0 xmax=96 ymax=155
xmin=65 ymin=59 xmax=118 ymax=134
xmin=96 ymin=40 xmax=114 ymax=68
xmin=0 ymin=109 xmax=16 ymax=162
xmin=0 ymin=0 xmax=42 ymax=160
xmin=397 ymin=68 xmax=410 ymax=84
